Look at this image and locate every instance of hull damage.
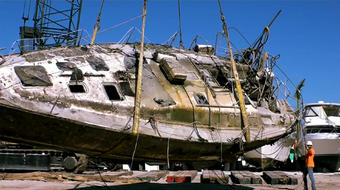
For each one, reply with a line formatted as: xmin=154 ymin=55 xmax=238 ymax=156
xmin=0 ymin=43 xmax=296 ymax=165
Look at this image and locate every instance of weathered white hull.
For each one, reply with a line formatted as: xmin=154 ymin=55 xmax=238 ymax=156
xmin=0 ymin=43 xmax=295 ymax=165
xmin=0 ymin=101 xmax=290 ymax=164
xmin=305 ymin=133 xmax=340 ymax=171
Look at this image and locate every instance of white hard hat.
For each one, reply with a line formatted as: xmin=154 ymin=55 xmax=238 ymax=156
xmin=306 ymin=141 xmax=313 ymax=146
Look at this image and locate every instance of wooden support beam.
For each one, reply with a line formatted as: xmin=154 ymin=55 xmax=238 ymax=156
xmin=263 ymin=171 xmax=298 ymax=185
xmin=217 ymin=0 xmax=250 ymax=142
xmin=231 ymin=171 xmax=262 ymax=184
xmin=132 ymin=0 xmax=148 ymax=135
xmin=201 ymin=170 xmax=229 ymax=184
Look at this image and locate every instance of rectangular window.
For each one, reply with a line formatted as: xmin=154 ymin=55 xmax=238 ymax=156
xmin=69 ymin=83 xmax=86 ymax=93
xmin=119 ymin=81 xmax=134 ymax=96
xmin=104 ymin=84 xmax=122 ymax=100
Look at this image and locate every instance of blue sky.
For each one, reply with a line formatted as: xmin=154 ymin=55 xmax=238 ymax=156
xmin=0 ymin=0 xmax=339 ymax=106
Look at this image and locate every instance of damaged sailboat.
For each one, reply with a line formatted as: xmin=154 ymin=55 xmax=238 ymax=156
xmin=0 ymin=0 xmax=297 ymax=169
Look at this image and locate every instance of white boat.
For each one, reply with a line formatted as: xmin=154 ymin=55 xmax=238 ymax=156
xmin=300 ymin=101 xmax=340 ymax=172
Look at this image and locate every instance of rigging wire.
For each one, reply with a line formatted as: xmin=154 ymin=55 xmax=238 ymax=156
xmin=163 ymin=32 xmax=178 ymax=46
xmin=118 ymin=27 xmax=136 ymax=44
xmin=130 ymin=132 xmax=140 ymax=169
xmin=229 ymin=26 xmax=251 ymax=47
xmin=98 ymin=14 xmax=143 ymax=35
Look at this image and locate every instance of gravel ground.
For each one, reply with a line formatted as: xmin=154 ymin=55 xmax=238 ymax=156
xmin=0 ymin=172 xmax=339 ymax=190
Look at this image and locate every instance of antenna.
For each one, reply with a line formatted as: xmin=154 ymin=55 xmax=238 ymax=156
xmin=19 ymin=0 xmax=83 ymax=53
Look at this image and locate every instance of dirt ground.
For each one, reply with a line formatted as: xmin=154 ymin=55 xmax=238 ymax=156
xmin=0 ymin=171 xmax=339 ymax=190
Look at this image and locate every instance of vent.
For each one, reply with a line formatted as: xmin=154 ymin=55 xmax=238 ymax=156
xmin=104 ymin=85 xmax=122 ymax=100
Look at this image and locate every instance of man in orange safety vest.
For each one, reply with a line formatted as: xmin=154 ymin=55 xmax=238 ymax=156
xmin=303 ymin=140 xmax=316 ymax=190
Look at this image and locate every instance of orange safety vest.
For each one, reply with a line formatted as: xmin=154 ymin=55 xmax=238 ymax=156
xmin=305 ymin=147 xmax=315 ymax=168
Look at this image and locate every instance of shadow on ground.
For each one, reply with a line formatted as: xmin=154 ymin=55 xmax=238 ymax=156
xmin=72 ymin=183 xmax=254 ymax=190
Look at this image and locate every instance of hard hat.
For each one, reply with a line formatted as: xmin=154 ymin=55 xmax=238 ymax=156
xmin=306 ymin=141 xmax=313 ymax=146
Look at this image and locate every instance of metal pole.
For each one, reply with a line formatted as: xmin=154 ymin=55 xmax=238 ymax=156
xmin=75 ymin=0 xmax=83 ymax=46
xmin=177 ymin=0 xmax=184 ymax=48
xmin=91 ymin=0 xmax=104 ymax=45
xmin=297 ymin=98 xmax=300 ymax=141
xmin=67 ymin=0 xmax=75 ymax=42
xmin=217 ymin=0 xmax=250 ymax=142
xmin=132 ymin=0 xmax=148 ymax=135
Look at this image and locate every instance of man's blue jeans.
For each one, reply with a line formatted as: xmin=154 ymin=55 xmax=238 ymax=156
xmin=303 ymin=167 xmax=316 ymax=190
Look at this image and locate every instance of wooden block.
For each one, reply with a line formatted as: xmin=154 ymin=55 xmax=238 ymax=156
xmin=135 ymin=171 xmax=168 ymax=181
xmin=201 ymin=170 xmax=229 ymax=184
xmin=166 ymin=175 xmax=175 ymax=183
xmin=241 ymin=171 xmax=262 ymax=184
xmin=263 ymin=171 xmax=295 ymax=185
xmin=231 ymin=171 xmax=251 ymax=184
xmin=290 ymin=176 xmax=298 ymax=185
xmin=230 ymin=171 xmax=262 ymax=184
xmin=166 ymin=170 xmax=197 ymax=183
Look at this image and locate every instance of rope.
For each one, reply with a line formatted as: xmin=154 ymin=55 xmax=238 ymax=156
xmin=88 ymin=160 xmax=110 ymax=190
xmin=130 ymin=118 xmax=153 ymax=169
xmin=118 ymin=27 xmax=136 ymax=44
xmin=121 ymin=114 xmax=133 ymax=131
xmin=98 ymin=14 xmax=143 ymax=34
xmin=167 ymin=137 xmax=170 ymax=169
xmin=163 ymin=32 xmax=178 ymax=46
xmin=130 ymin=132 xmax=140 ymax=169
xmin=182 ymin=85 xmax=207 ymax=142
xmin=49 ymin=95 xmax=60 ymax=115
xmin=147 ymin=117 xmax=162 ymax=137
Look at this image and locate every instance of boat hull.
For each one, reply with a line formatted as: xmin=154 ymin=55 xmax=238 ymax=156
xmin=244 ymin=136 xmax=294 ymax=169
xmin=305 ymin=133 xmax=340 ymax=172
xmin=0 ymin=102 xmax=287 ymax=164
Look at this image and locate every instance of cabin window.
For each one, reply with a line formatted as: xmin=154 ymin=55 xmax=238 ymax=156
xmin=14 ymin=66 xmax=52 ymax=86
xmin=194 ymin=93 xmax=209 ymax=105
xmin=69 ymin=84 xmax=86 ymax=93
xmin=305 ymin=125 xmax=340 ymax=134
xmin=304 ymin=106 xmax=326 ymax=118
xmin=323 ymin=106 xmax=340 ymax=117
xmin=119 ymin=81 xmax=134 ymax=96
xmin=104 ymin=84 xmax=122 ymax=100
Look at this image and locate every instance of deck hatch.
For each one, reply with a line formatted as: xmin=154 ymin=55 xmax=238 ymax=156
xmin=14 ymin=66 xmax=52 ymax=86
